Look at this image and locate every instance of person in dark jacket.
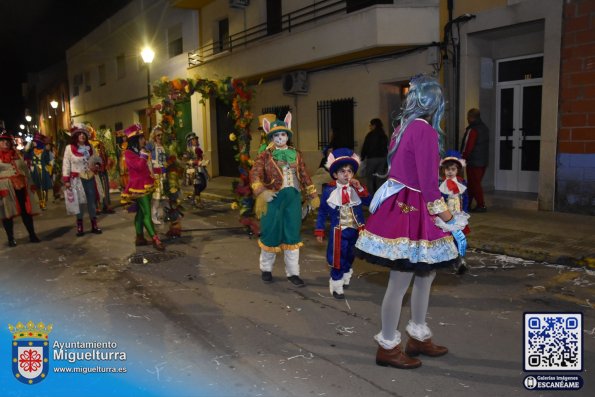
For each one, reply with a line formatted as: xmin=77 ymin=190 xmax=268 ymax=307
xmin=460 ymin=108 xmax=489 ymax=212
xmin=360 ymin=118 xmax=389 ymax=195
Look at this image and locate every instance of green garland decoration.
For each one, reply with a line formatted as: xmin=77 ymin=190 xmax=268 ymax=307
xmin=151 ymin=76 xmax=260 ymax=234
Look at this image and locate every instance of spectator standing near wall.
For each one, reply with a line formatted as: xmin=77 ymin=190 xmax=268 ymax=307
xmin=460 ymin=108 xmax=489 ymax=212
xmin=360 ymin=118 xmax=388 ymax=195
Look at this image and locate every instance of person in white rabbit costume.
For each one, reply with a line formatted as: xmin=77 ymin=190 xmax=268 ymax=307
xmin=249 ymin=112 xmax=319 ymax=287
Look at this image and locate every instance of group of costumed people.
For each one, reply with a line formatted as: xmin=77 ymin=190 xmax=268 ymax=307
xmin=3 ymin=74 xmax=470 ymax=371
xmin=249 ymin=75 xmax=468 ymax=370
xmin=0 ymin=120 xmax=187 ymax=250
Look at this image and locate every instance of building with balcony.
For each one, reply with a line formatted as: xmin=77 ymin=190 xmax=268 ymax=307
xmin=175 ymin=0 xmax=442 ymax=177
xmin=66 ymin=0 xmax=593 ymax=214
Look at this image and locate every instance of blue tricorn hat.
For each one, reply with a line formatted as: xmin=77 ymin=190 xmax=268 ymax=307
xmin=441 ymin=149 xmax=466 ymax=168
xmin=326 ymin=148 xmax=361 ymax=178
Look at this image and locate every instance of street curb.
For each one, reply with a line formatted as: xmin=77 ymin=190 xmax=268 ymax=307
xmin=471 ymin=241 xmax=595 ymax=269
xmin=195 ymin=188 xmax=595 ymax=270
xmin=200 ymin=192 xmax=235 ymax=203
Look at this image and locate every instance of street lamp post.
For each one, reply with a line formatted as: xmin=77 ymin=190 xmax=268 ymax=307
xmin=50 ymin=100 xmax=59 ymax=140
xmin=24 ymin=114 xmax=32 ymax=135
xmin=140 ymin=47 xmax=155 ymax=130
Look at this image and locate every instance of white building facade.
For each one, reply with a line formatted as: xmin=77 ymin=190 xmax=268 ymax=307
xmin=175 ymin=0 xmax=441 ymax=177
xmin=67 ymin=0 xmax=199 ymax=134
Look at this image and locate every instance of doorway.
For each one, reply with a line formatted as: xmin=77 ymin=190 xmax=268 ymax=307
xmin=495 ymin=82 xmax=542 ymax=192
xmin=495 ymin=56 xmax=543 ymax=193
xmin=215 ymin=98 xmax=237 ymax=177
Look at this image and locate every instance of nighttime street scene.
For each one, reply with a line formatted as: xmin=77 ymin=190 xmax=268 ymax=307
xmin=0 ymin=0 xmax=593 ymax=396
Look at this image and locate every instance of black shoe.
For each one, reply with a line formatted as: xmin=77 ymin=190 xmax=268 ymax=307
xmin=471 ymin=206 xmax=487 ymax=213
xmin=8 ymin=239 xmax=17 ymax=247
xmin=261 ymin=271 xmax=273 ymax=283
xmin=454 ymin=257 xmax=468 ymax=275
xmin=287 ymin=275 xmax=305 ymax=287
xmin=332 ymin=291 xmax=345 ymax=299
xmin=91 ymin=228 xmax=103 ymax=234
xmin=343 ymin=284 xmax=350 ymax=290
xmin=29 ymin=235 xmax=41 ymax=243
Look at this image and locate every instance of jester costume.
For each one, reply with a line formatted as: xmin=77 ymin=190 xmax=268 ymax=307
xmin=121 ymin=124 xmax=164 ymax=251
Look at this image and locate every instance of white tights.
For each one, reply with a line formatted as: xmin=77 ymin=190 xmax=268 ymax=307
xmin=380 ymin=270 xmax=436 ymax=344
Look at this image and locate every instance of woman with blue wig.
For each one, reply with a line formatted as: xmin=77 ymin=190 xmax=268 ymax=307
xmin=355 ymin=75 xmax=468 ymax=369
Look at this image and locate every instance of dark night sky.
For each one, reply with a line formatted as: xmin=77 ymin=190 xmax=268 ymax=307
xmin=0 ymin=0 xmax=131 ymax=131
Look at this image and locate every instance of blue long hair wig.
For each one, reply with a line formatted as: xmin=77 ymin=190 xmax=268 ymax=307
xmin=384 ymin=74 xmax=445 ymax=176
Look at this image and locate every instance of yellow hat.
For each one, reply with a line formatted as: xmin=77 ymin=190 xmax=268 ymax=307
xmin=258 ymin=114 xmax=276 ymax=130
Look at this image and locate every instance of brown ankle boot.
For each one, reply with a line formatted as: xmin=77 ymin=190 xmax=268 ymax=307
xmin=405 ymin=337 xmax=448 ymax=357
xmin=135 ymin=234 xmax=149 ymax=246
xmin=376 ymin=345 xmax=421 ymax=369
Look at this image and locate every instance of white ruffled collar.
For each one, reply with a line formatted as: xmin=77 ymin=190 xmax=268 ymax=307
xmin=439 ymin=177 xmax=467 ymax=196
xmin=327 ymin=182 xmax=361 ymax=209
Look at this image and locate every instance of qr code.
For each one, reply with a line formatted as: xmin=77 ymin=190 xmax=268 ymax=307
xmin=524 ymin=313 xmax=582 ymax=371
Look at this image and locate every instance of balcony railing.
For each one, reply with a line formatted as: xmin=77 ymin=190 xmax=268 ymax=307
xmin=188 ymin=0 xmax=348 ymax=67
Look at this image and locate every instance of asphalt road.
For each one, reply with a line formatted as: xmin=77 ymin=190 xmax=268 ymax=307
xmin=1 ymin=197 xmax=593 ymax=397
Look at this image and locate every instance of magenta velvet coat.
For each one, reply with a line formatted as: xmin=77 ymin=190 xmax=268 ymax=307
xmin=355 ymin=119 xmax=458 ymax=271
xmin=121 ymin=150 xmax=155 ymax=201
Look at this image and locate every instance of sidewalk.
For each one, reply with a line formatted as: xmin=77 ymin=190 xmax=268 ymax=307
xmin=202 ymin=176 xmax=595 ymax=269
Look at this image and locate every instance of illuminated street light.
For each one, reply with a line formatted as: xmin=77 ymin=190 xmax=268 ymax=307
xmin=25 ymin=115 xmax=32 ymax=123
xmin=140 ymin=47 xmax=155 ymax=64
xmin=19 ymin=124 xmax=25 ymax=130
xmin=140 ymin=47 xmax=155 ymax=129
xmin=50 ymin=99 xmax=60 ymax=136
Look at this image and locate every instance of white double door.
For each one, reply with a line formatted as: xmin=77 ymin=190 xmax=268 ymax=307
xmin=495 ymin=81 xmax=542 ymax=192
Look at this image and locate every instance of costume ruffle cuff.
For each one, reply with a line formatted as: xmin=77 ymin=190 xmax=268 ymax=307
xmin=374 ymin=331 xmax=401 ymax=350
xmin=434 ymin=212 xmax=470 ymax=232
xmin=406 ymin=321 xmax=432 ymax=342
xmin=355 ymin=230 xmax=458 ymax=264
xmin=426 ymin=197 xmax=448 ymax=215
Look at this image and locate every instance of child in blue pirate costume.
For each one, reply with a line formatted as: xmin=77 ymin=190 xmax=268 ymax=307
xmin=250 ymin=112 xmax=319 ymax=287
xmin=315 ymin=148 xmax=371 ymax=299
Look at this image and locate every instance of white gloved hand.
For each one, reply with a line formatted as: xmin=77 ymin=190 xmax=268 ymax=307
xmin=261 ymin=189 xmax=277 ymax=203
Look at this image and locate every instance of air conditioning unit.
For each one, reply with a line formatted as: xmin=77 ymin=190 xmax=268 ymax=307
xmin=229 ymin=0 xmax=249 ymax=8
xmin=282 ymin=71 xmax=309 ymax=95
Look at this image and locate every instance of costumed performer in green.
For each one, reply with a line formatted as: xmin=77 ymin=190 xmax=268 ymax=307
xmin=249 ymin=112 xmax=319 ymax=287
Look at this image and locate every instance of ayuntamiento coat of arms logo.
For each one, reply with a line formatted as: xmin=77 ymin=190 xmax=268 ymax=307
xmin=8 ymin=321 xmax=53 ymax=385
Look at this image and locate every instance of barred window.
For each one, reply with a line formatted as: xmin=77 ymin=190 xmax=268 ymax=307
xmin=317 ymin=98 xmax=355 ymax=150
xmin=261 ymin=105 xmax=291 ymax=121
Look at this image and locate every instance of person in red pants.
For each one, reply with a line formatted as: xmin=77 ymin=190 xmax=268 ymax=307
xmin=460 ymin=108 xmax=489 ymax=212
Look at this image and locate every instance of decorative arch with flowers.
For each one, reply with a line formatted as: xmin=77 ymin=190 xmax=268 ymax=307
xmin=151 ymin=76 xmax=262 ymax=234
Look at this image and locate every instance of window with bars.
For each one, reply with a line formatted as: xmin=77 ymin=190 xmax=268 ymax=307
xmin=261 ymin=105 xmax=291 ymax=121
xmin=317 ymin=98 xmax=355 ymax=150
